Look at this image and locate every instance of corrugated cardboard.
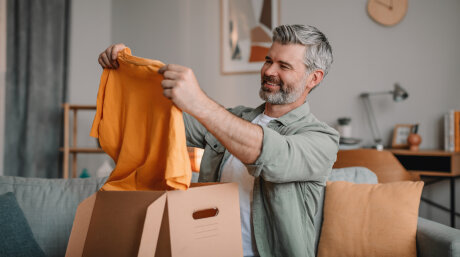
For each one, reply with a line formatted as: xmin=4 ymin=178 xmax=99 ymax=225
xmin=65 ymin=183 xmax=243 ymax=257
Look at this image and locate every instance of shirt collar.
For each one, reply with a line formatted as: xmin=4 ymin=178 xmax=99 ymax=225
xmin=241 ymin=101 xmax=311 ymax=126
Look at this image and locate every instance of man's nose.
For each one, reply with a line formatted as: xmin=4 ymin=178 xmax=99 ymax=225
xmin=264 ymin=64 xmax=278 ymax=76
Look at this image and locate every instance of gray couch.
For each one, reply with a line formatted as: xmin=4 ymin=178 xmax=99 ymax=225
xmin=1 ymin=167 xmax=459 ymax=257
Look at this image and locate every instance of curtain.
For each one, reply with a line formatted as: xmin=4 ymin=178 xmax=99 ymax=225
xmin=4 ymin=0 xmax=70 ymax=177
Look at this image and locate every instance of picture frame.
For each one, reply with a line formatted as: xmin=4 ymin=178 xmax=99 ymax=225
xmin=220 ymin=0 xmax=280 ymax=74
xmin=391 ymin=124 xmax=415 ymax=148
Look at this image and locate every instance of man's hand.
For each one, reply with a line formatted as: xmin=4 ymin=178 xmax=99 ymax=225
xmin=158 ymin=64 xmax=210 ymax=116
xmin=159 ymin=64 xmax=263 ymax=164
xmin=98 ymin=43 xmax=126 ymax=69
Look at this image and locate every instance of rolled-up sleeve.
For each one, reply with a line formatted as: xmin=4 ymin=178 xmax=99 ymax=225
xmin=245 ymin=124 xmax=339 ymax=183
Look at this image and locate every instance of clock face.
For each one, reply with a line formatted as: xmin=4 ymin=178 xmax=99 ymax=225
xmin=367 ymin=0 xmax=408 ymax=26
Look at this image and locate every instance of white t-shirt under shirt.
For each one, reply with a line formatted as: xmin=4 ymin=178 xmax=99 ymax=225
xmin=220 ymin=113 xmax=276 ymax=257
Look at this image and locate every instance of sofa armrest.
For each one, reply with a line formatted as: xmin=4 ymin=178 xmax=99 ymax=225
xmin=416 ymin=217 xmax=460 ymax=257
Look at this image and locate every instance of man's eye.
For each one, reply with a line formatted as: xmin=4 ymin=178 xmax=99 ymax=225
xmin=265 ymin=60 xmax=272 ymax=64
xmin=281 ymin=65 xmax=289 ymax=69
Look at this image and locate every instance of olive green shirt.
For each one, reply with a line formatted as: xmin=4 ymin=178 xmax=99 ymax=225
xmin=183 ymin=102 xmax=339 ymax=257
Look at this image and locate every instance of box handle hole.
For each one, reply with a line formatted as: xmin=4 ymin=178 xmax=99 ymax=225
xmin=192 ymin=208 xmax=219 ymax=220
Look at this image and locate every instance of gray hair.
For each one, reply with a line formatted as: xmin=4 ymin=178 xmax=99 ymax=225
xmin=272 ymin=24 xmax=333 ymax=77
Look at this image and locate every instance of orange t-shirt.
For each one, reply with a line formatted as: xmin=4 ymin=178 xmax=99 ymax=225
xmin=90 ymin=48 xmax=191 ymax=191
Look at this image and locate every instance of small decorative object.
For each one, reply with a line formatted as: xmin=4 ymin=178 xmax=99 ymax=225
xmin=392 ymin=124 xmax=415 ymax=149
xmin=79 ymin=168 xmax=90 ymax=178
xmin=407 ymin=124 xmax=422 ymax=151
xmin=221 ymin=0 xmax=280 ymax=74
xmin=367 ymin=0 xmax=408 ymax=26
xmin=337 ymin=117 xmax=352 ymax=138
xmin=361 ymin=83 xmax=409 ymax=150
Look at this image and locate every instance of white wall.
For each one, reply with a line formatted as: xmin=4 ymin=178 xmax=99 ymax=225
xmin=67 ymin=0 xmax=460 ymax=227
xmin=67 ymin=0 xmax=113 ymax=177
xmin=111 ymin=0 xmax=261 ymax=109
xmin=0 ymin=0 xmax=6 ymax=176
xmin=111 ymin=0 xmax=460 ymax=149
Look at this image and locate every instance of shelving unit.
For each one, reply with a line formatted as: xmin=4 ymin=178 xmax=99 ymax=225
xmin=389 ymin=149 xmax=460 ymax=227
xmin=389 ymin=149 xmax=460 ymax=177
xmin=61 ymin=104 xmax=105 ymax=179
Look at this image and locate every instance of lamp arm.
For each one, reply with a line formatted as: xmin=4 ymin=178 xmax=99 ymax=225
xmin=361 ymin=95 xmax=383 ymax=145
xmin=360 ymin=91 xmax=393 ymax=97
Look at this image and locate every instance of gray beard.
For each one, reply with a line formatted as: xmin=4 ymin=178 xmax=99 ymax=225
xmin=259 ymin=85 xmax=304 ymax=105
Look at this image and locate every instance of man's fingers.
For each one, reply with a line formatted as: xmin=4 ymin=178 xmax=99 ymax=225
xmin=158 ymin=64 xmax=187 ymax=74
xmin=106 ymin=45 xmax=114 ymax=63
xmin=161 ymin=79 xmax=176 ymax=89
xmin=161 ymin=70 xmax=182 ymax=80
xmin=98 ymin=56 xmax=106 ymax=68
xmin=158 ymin=64 xmax=168 ymax=74
xmin=100 ymin=53 xmax=113 ymax=69
xmin=112 ymin=44 xmax=126 ymax=60
xmin=107 ymin=45 xmax=120 ymax=68
xmin=163 ymin=88 xmax=172 ymax=99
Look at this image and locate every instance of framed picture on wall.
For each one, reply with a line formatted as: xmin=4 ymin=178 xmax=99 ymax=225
xmin=391 ymin=124 xmax=415 ymax=148
xmin=220 ymin=0 xmax=280 ymax=74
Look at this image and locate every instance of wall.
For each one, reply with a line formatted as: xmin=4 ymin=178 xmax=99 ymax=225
xmin=66 ymin=0 xmax=113 ymax=177
xmin=109 ymin=0 xmax=460 ymax=227
xmin=66 ymin=0 xmax=460 ymax=227
xmin=111 ymin=0 xmax=460 ymax=148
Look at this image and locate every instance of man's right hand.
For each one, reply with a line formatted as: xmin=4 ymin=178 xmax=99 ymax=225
xmin=98 ymin=43 xmax=126 ymax=69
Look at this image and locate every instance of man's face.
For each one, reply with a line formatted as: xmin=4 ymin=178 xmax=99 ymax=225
xmin=259 ymin=42 xmax=309 ymax=105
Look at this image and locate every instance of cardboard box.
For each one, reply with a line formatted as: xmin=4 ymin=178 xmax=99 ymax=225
xmin=65 ymin=183 xmax=243 ymax=257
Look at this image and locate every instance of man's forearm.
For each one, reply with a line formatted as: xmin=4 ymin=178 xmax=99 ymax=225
xmin=192 ymin=97 xmax=263 ymax=164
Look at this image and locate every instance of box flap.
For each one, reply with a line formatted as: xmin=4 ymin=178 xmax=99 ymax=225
xmin=189 ymin=182 xmax=221 ymax=188
xmin=154 ymin=200 xmax=171 ymax=257
xmin=166 ymin=183 xmax=243 ymax=257
xmin=82 ymin=191 xmax=165 ymax=257
xmin=65 ymin=193 xmax=97 ymax=257
xmin=137 ymin=194 xmax=167 ymax=257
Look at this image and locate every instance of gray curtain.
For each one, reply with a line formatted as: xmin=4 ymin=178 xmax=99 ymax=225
xmin=4 ymin=0 xmax=70 ymax=178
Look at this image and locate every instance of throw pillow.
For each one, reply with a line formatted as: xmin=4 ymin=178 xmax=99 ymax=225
xmin=317 ymin=181 xmax=424 ymax=257
xmin=0 ymin=192 xmax=46 ymax=257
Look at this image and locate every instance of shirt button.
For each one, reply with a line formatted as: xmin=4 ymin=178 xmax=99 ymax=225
xmin=213 ymin=144 xmax=218 ymax=148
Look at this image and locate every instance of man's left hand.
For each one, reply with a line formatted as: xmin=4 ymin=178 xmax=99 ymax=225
xmin=158 ymin=64 xmax=209 ymax=116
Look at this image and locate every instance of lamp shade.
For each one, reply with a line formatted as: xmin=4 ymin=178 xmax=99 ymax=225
xmin=392 ymin=83 xmax=408 ymax=102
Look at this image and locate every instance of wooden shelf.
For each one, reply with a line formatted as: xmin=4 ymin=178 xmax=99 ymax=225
xmin=60 ymin=147 xmax=104 ymax=153
xmin=61 ymin=103 xmax=103 ymax=179
xmin=62 ymin=104 xmax=96 ymax=110
xmin=389 ymin=149 xmax=460 ymax=157
xmin=389 ymin=149 xmax=460 ymax=177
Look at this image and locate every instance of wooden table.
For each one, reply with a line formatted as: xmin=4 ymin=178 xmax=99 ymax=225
xmin=389 ymin=149 xmax=460 ymax=227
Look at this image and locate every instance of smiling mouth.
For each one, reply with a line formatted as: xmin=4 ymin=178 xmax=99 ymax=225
xmin=262 ymin=80 xmax=281 ymax=91
xmin=262 ymin=75 xmax=282 ymax=89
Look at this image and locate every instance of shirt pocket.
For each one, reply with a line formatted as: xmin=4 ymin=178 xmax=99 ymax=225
xmin=204 ymin=132 xmax=225 ymax=153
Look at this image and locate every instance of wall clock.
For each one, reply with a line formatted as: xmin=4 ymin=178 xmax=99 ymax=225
xmin=367 ymin=0 xmax=408 ymax=26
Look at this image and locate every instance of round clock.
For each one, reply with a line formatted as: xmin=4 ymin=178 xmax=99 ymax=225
xmin=367 ymin=0 xmax=408 ymax=26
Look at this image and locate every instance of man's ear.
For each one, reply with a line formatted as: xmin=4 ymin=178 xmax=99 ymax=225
xmin=306 ymin=69 xmax=324 ymax=92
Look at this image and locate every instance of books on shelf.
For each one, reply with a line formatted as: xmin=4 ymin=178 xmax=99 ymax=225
xmin=444 ymin=110 xmax=460 ymax=152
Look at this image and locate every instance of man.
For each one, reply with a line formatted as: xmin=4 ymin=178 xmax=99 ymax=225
xmin=99 ymin=24 xmax=339 ymax=257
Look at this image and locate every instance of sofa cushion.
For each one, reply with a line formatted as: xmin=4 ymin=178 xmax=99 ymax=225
xmin=314 ymin=166 xmax=378 ymax=254
xmin=0 ymin=192 xmax=46 ymax=257
xmin=317 ymin=180 xmax=424 ymax=257
xmin=0 ymin=176 xmax=107 ymax=257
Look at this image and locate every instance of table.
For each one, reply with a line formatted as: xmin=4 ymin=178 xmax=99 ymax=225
xmin=389 ymin=149 xmax=460 ymax=228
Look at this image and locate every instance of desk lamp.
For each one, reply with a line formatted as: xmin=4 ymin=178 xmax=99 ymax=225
xmin=360 ymin=83 xmax=409 ymax=150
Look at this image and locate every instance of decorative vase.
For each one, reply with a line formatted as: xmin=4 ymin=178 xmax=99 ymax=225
xmin=407 ymin=133 xmax=422 ymax=151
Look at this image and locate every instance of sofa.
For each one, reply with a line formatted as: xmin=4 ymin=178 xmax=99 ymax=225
xmin=1 ymin=167 xmax=459 ymax=257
